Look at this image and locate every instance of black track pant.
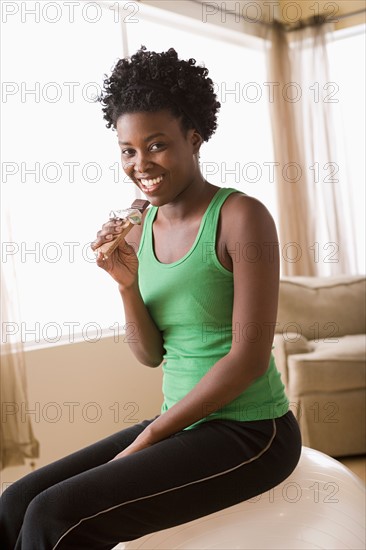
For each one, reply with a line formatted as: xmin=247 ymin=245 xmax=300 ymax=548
xmin=0 ymin=410 xmax=301 ymax=550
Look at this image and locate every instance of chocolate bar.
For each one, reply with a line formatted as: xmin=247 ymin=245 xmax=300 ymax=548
xmin=95 ymin=199 xmax=150 ymax=260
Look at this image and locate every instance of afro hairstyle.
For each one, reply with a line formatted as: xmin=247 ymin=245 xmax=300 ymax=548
xmin=96 ymin=46 xmax=221 ymax=142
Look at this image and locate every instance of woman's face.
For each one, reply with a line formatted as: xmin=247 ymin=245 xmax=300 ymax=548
xmin=116 ymin=109 xmax=202 ymax=207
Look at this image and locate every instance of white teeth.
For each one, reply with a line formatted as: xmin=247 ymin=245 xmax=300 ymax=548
xmin=141 ymin=175 xmax=163 ymax=187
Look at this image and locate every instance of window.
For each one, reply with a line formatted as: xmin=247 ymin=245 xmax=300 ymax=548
xmin=327 ymin=27 xmax=366 ymax=274
xmin=1 ymin=5 xmax=131 ymax=346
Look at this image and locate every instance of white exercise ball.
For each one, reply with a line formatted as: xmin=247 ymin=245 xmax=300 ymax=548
xmin=115 ymin=446 xmax=365 ymax=550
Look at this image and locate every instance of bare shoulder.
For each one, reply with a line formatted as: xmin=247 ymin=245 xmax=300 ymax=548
xmin=220 ymin=191 xmax=278 ymax=239
xmin=221 ymin=191 xmax=271 ymax=217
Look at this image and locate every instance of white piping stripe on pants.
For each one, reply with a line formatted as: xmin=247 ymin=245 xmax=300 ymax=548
xmin=52 ymin=418 xmax=277 ymax=549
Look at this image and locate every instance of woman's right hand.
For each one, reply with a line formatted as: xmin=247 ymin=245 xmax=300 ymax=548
xmin=90 ymin=219 xmax=139 ymax=289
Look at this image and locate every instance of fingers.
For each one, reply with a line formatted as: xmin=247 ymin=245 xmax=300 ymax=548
xmin=91 ymin=219 xmax=125 ymax=252
xmin=93 ymin=235 xmax=132 ymax=263
xmin=95 ymin=248 xmax=110 ymax=266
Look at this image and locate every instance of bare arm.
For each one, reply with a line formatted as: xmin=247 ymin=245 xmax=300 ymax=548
xmin=118 ymin=281 xmax=165 ymax=367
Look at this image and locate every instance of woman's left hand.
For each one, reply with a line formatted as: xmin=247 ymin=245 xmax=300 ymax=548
xmin=109 ymin=431 xmax=155 ymax=461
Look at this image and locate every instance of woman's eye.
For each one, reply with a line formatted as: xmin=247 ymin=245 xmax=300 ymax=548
xmin=121 ymin=148 xmax=134 ymax=156
xmin=150 ymin=143 xmax=165 ymax=151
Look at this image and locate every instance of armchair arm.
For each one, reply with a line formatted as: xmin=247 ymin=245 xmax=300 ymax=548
xmin=273 ymin=332 xmax=313 ymax=387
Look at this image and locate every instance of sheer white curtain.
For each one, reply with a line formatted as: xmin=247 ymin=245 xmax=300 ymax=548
xmin=1 ymin=218 xmax=40 ymax=470
xmin=264 ymin=16 xmax=359 ymax=276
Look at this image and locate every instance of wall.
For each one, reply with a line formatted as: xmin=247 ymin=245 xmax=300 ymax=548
xmin=1 ymin=338 xmax=163 ymax=488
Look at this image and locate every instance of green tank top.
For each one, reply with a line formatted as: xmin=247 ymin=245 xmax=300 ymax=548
xmin=137 ymin=187 xmax=289 ymax=430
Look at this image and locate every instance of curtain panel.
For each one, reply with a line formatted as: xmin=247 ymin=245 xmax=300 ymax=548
xmin=264 ymin=18 xmax=357 ymax=275
xmin=0 ymin=221 xmax=39 ymax=470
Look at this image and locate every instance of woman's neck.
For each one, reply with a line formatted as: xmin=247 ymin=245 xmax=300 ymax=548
xmin=157 ymin=178 xmax=219 ymax=226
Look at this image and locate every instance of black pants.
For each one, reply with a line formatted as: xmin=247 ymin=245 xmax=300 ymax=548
xmin=0 ymin=410 xmax=301 ymax=550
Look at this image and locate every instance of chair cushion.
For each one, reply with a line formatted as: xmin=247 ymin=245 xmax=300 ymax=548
xmin=287 ymin=334 xmax=366 ymax=394
xmin=277 ymin=276 xmax=366 ymax=340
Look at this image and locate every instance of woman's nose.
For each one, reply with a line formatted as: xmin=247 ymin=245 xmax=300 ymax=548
xmin=133 ymin=153 xmax=153 ymax=174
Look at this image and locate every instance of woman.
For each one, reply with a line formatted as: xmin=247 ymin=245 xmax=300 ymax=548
xmin=0 ymin=46 xmax=301 ymax=549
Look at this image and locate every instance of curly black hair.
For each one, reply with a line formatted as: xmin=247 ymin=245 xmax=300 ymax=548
xmin=96 ymin=46 xmax=220 ymax=142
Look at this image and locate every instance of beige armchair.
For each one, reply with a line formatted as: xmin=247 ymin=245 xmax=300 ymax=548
xmin=273 ymin=275 xmax=366 ymax=457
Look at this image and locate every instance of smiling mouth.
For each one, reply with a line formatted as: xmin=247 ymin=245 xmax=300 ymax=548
xmin=139 ymin=175 xmax=164 ymax=192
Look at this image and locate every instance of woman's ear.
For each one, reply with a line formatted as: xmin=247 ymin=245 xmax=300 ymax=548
xmin=191 ymin=130 xmax=203 ymax=155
